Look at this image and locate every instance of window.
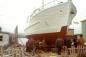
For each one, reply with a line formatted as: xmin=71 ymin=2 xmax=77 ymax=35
xmin=0 ymin=35 xmax=3 ymax=41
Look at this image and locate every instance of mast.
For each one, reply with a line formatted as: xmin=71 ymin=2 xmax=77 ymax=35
xmin=68 ymin=0 xmax=72 ymax=2
xmin=42 ymin=0 xmax=44 ymax=9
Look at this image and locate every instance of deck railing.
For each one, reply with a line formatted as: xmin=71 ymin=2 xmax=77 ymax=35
xmin=0 ymin=46 xmax=27 ymax=57
xmin=30 ymin=0 xmax=64 ymax=18
xmin=0 ymin=46 xmax=86 ymax=57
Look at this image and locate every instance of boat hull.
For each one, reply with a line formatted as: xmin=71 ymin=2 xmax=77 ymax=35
xmin=26 ymin=26 xmax=74 ymax=52
xmin=25 ymin=1 xmax=77 ymax=51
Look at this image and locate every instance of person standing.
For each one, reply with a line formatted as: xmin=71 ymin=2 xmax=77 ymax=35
xmin=73 ymin=35 xmax=78 ymax=48
xmin=55 ymin=38 xmax=63 ymax=55
xmin=77 ymin=35 xmax=84 ymax=46
xmin=65 ymin=38 xmax=72 ymax=55
xmin=73 ymin=35 xmax=78 ymax=53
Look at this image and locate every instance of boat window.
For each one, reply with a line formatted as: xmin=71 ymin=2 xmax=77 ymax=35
xmin=0 ymin=35 xmax=3 ymax=41
xmin=70 ymin=11 xmax=75 ymax=14
xmin=60 ymin=10 xmax=62 ymax=12
xmin=59 ymin=10 xmax=63 ymax=15
xmin=60 ymin=2 xmax=63 ymax=3
xmin=70 ymin=9 xmax=75 ymax=14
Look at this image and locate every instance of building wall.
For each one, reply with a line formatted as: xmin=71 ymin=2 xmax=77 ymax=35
xmin=0 ymin=33 xmax=9 ymax=46
xmin=81 ymin=20 xmax=86 ymax=42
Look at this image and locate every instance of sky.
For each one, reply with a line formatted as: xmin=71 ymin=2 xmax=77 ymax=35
xmin=0 ymin=0 xmax=86 ymax=34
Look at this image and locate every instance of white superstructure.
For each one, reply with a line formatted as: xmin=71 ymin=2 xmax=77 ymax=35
xmin=25 ymin=0 xmax=77 ymax=35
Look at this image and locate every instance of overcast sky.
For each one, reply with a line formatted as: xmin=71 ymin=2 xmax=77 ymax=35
xmin=0 ymin=0 xmax=86 ymax=33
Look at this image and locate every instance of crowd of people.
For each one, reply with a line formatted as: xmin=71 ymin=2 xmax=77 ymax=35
xmin=26 ymin=35 xmax=84 ymax=55
xmin=56 ymin=35 xmax=84 ymax=55
xmin=26 ymin=39 xmax=48 ymax=53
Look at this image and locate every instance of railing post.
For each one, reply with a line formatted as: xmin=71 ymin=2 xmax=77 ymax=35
xmin=0 ymin=46 xmax=3 ymax=57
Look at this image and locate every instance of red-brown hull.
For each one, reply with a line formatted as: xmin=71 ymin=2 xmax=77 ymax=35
xmin=26 ymin=26 xmax=74 ymax=48
xmin=26 ymin=32 xmax=65 ymax=47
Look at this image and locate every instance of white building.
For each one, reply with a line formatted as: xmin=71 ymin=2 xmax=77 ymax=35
xmin=81 ymin=20 xmax=86 ymax=42
xmin=0 ymin=31 xmax=10 ymax=46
